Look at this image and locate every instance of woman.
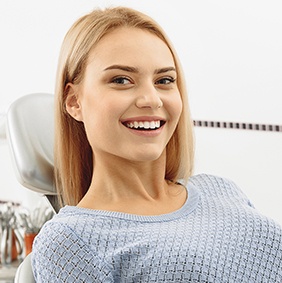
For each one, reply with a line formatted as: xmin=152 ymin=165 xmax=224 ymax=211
xmin=32 ymin=6 xmax=282 ymax=282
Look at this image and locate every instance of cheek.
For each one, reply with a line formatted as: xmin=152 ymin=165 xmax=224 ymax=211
xmin=170 ymin=92 xmax=183 ymax=122
xmin=82 ymin=94 xmax=117 ymax=120
xmin=81 ymin=98 xmax=123 ymax=138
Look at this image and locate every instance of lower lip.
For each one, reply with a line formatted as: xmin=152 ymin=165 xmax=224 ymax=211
xmin=124 ymin=125 xmax=164 ymax=137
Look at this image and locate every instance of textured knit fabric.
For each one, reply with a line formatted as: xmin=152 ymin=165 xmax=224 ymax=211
xmin=32 ymin=174 xmax=282 ymax=282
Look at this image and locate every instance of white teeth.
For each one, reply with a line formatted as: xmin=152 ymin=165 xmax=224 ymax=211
xmin=126 ymin=120 xmax=161 ymax=130
xmin=134 ymin=121 xmax=139 ymax=128
xmin=152 ymin=121 xmax=160 ymax=128
xmin=144 ymin=122 xmax=150 ymax=129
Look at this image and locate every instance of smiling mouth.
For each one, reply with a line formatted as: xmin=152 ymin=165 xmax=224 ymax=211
xmin=123 ymin=120 xmax=165 ymax=130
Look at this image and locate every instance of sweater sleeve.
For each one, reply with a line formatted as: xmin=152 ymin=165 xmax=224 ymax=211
xmin=31 ymin=221 xmax=114 ymax=283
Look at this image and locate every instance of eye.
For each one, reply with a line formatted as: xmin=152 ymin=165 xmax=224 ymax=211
xmin=110 ymin=76 xmax=132 ymax=85
xmin=155 ymin=77 xmax=176 ymax=85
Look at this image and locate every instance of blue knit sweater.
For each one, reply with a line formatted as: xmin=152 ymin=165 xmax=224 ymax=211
xmin=32 ymin=174 xmax=282 ymax=282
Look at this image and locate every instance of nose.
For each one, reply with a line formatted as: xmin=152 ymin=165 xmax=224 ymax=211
xmin=135 ymin=84 xmax=163 ymax=109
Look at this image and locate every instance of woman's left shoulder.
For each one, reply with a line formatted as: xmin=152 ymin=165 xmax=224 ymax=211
xmin=189 ymin=173 xmax=250 ymax=200
xmin=189 ymin=173 xmax=282 ymax=227
xmin=188 ymin=173 xmax=261 ymax=213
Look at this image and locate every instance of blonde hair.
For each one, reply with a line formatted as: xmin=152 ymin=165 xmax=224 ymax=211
xmin=55 ymin=6 xmax=194 ymax=206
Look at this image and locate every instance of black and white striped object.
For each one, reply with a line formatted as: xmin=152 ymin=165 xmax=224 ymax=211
xmin=193 ymin=120 xmax=282 ymax=133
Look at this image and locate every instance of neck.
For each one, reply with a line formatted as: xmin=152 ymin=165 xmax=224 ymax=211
xmin=90 ymin=152 xmax=167 ymax=200
xmin=77 ymin=150 xmax=186 ymax=213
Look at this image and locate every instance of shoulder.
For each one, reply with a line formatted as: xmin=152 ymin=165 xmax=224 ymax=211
xmin=189 ymin=173 xmax=242 ymax=194
xmin=189 ymin=173 xmax=254 ymax=208
xmin=32 ymin=206 xmax=93 ymax=257
xmin=32 ymin=220 xmax=88 ymax=271
xmin=31 ymin=210 xmax=114 ymax=282
xmin=190 ymin=173 xmax=239 ymax=189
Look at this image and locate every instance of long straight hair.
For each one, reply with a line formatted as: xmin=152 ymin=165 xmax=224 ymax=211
xmin=54 ymin=6 xmax=194 ymax=206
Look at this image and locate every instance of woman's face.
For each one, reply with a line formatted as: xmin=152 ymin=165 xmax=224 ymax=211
xmin=68 ymin=27 xmax=182 ymax=163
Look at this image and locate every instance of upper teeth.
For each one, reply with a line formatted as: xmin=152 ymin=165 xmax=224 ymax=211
xmin=126 ymin=121 xmax=161 ymax=129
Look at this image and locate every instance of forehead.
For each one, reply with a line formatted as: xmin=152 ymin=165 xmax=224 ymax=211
xmin=87 ymin=27 xmax=175 ymax=70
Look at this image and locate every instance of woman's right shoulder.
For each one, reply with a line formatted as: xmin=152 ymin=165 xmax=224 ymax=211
xmin=31 ymin=207 xmax=115 ymax=282
xmin=33 ymin=206 xmax=84 ymax=248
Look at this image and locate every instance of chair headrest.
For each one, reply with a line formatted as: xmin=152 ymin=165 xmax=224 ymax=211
xmin=6 ymin=93 xmax=55 ymax=195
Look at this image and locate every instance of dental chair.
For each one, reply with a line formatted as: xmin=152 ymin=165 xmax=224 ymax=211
xmin=6 ymin=93 xmax=56 ymax=282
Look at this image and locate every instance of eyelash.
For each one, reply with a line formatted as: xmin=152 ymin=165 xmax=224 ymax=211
xmin=110 ymin=76 xmax=176 ymax=85
xmin=155 ymin=77 xmax=176 ymax=85
xmin=110 ymin=76 xmax=131 ymax=85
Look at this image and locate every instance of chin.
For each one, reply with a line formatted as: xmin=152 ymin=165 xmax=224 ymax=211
xmin=128 ymin=150 xmax=165 ymax=163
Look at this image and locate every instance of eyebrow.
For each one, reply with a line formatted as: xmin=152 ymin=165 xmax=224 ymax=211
xmin=104 ymin=65 xmax=138 ymax=73
xmin=154 ymin=67 xmax=176 ymax=74
xmin=103 ymin=65 xmax=176 ymax=74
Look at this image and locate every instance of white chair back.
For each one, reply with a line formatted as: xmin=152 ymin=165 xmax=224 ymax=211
xmin=6 ymin=93 xmax=58 ymax=211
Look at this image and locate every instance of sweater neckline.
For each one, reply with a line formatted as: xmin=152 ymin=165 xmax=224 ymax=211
xmin=61 ymin=181 xmax=199 ymax=223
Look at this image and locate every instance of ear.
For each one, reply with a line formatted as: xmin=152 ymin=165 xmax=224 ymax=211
xmin=65 ymin=83 xmax=83 ymax=121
